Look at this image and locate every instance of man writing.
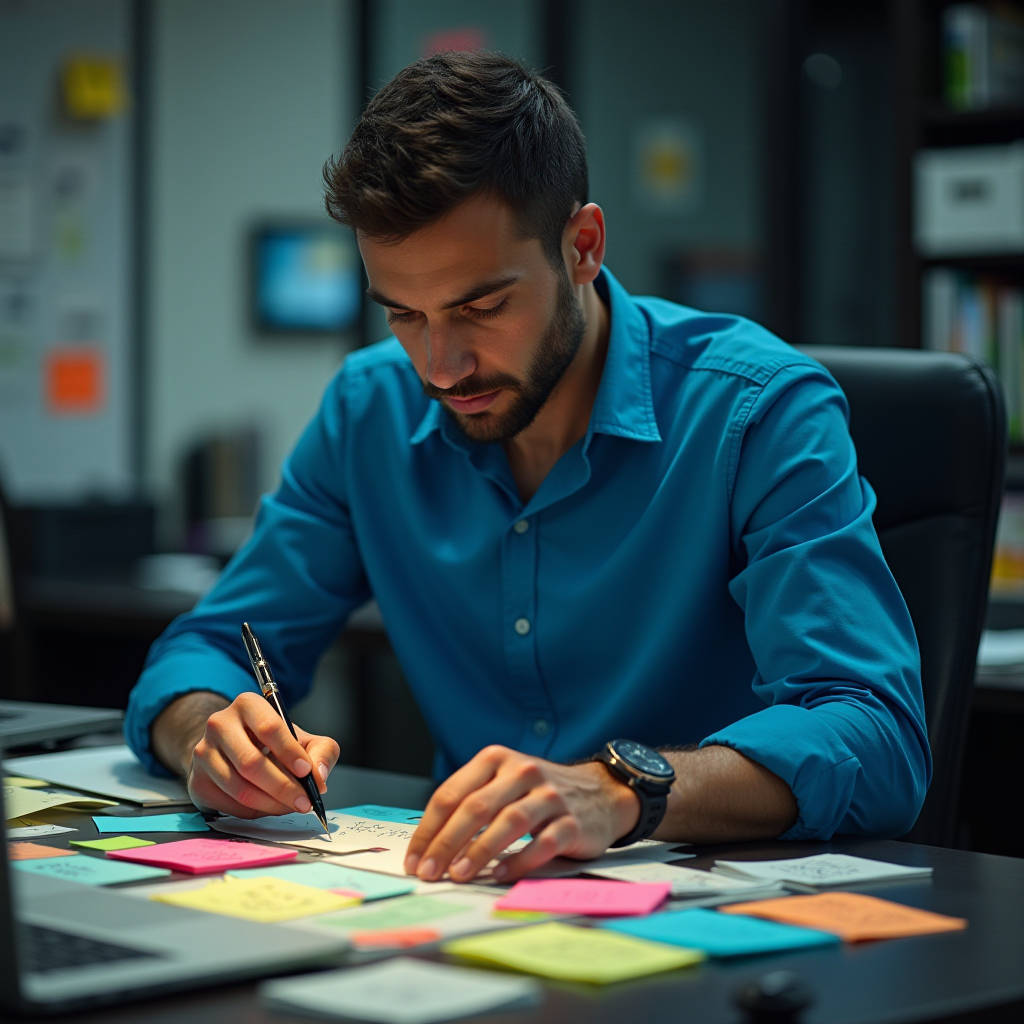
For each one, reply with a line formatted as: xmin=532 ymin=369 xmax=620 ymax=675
xmin=127 ymin=52 xmax=930 ymax=884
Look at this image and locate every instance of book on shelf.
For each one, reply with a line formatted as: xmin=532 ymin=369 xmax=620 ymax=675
xmin=944 ymin=3 xmax=1024 ymax=112
xmin=922 ymin=267 xmax=1024 ymax=440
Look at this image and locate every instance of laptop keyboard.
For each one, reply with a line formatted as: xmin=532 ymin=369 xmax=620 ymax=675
xmin=24 ymin=924 xmax=161 ymax=974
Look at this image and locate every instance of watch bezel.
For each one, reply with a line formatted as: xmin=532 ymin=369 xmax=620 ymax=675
xmin=604 ymin=739 xmax=675 ymax=788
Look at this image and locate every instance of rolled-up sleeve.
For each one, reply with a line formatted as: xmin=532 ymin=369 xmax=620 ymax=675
xmin=125 ymin=369 xmax=371 ymax=775
xmin=701 ymin=365 xmax=932 ymax=839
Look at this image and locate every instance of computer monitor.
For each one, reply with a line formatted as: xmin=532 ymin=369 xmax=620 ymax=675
xmin=251 ymin=223 xmax=361 ymax=334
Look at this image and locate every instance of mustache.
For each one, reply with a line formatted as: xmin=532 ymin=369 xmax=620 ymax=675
xmin=422 ymin=373 xmax=523 ymax=401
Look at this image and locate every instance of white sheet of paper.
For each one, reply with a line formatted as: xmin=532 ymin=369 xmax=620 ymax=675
xmin=4 ymin=746 xmax=190 ymax=806
xmin=210 ymin=810 xmax=419 ymax=854
xmin=260 ymin=956 xmax=540 ymax=1024
xmin=584 ymin=861 xmax=785 ymax=896
xmin=527 ymin=840 xmax=693 ymax=879
xmin=6 ymin=824 xmax=76 ymax=839
xmin=712 ymin=853 xmax=933 ymax=887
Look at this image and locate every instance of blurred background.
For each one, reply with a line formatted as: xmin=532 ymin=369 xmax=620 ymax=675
xmin=0 ymin=0 xmax=1022 ymax=852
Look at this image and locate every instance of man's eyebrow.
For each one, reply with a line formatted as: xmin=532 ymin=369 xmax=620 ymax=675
xmin=365 ymin=276 xmax=522 ymax=312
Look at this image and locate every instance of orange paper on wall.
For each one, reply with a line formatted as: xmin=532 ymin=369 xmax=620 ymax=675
xmin=720 ymin=892 xmax=966 ymax=942
xmin=46 ymin=347 xmax=105 ymax=415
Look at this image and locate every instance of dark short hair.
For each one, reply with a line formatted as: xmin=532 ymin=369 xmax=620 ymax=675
xmin=323 ymin=51 xmax=588 ymax=265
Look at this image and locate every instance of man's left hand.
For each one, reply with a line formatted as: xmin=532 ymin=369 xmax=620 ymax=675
xmin=404 ymin=745 xmax=641 ymax=883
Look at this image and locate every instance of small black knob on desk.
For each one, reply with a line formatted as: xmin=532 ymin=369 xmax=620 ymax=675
xmin=734 ymin=971 xmax=814 ymax=1023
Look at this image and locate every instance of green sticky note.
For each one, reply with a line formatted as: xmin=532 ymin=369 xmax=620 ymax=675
xmin=318 ymin=895 xmax=466 ymax=932
xmin=13 ymin=855 xmax=171 ymax=886
xmin=445 ymin=922 xmax=704 ymax=984
xmin=70 ymin=836 xmax=157 ymax=852
xmin=227 ymin=862 xmax=416 ymax=901
xmin=92 ymin=813 xmax=209 ymax=833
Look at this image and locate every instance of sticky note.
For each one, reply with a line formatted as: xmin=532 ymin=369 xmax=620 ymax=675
xmin=260 ymin=957 xmax=541 ymax=1024
xmin=4 ymin=777 xmax=48 ymax=789
xmin=6 ymin=824 xmax=76 ymax=840
xmin=13 ymin=855 xmax=170 ymax=886
xmin=107 ymin=838 xmax=297 ymax=874
xmin=71 ymin=836 xmax=156 ymax=852
xmin=333 ymin=805 xmax=425 ymax=826
xmin=226 ymin=861 xmax=416 ymax=900
xmin=45 ymin=346 xmax=106 ymax=415
xmin=445 ymin=921 xmax=704 ymax=984
xmin=351 ymin=927 xmax=443 ymax=950
xmin=5 ymin=787 xmax=116 ymax=821
xmin=152 ymin=877 xmax=359 ymax=923
xmin=316 ymin=895 xmax=467 ymax=933
xmin=8 ymin=842 xmax=77 ymax=861
xmin=495 ymin=878 xmax=670 ymax=916
xmin=604 ymin=907 xmax=840 ymax=957
xmin=721 ymin=892 xmax=967 ymax=942
xmin=93 ymin=813 xmax=210 ymax=834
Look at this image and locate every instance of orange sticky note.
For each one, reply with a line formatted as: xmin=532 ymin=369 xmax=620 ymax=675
xmin=350 ymin=927 xmax=442 ymax=950
xmin=46 ymin=347 xmax=105 ymax=415
xmin=8 ymin=843 xmax=77 ymax=861
xmin=720 ymin=892 xmax=966 ymax=942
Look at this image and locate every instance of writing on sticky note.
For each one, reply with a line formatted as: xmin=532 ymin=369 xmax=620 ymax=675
xmin=8 ymin=843 xmax=76 ymax=861
xmin=70 ymin=836 xmax=156 ymax=852
xmin=13 ymin=855 xmax=170 ymax=886
xmin=604 ymin=907 xmax=839 ymax=957
xmin=495 ymin=878 xmax=670 ymax=916
xmin=445 ymin=921 xmax=703 ymax=984
xmin=226 ymin=861 xmax=415 ymax=900
xmin=107 ymin=838 xmax=297 ymax=874
xmin=93 ymin=813 xmax=209 ymax=834
xmin=721 ymin=892 xmax=967 ymax=942
xmin=333 ymin=805 xmax=425 ymax=826
xmin=152 ymin=877 xmax=359 ymax=922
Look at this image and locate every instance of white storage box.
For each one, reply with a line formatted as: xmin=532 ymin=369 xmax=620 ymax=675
xmin=915 ymin=142 xmax=1024 ymax=256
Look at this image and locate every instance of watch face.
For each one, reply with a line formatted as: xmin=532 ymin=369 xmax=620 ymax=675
xmin=612 ymin=740 xmax=674 ymax=779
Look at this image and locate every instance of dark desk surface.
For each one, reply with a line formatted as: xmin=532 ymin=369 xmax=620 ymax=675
xmin=6 ymin=765 xmax=1024 ymax=1024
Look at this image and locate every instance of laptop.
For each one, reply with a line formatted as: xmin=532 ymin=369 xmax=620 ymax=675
xmin=0 ymin=701 xmax=124 ymax=749
xmin=0 ymin=765 xmax=350 ymax=1013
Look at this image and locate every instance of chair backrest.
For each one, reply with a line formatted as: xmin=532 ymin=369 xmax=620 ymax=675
xmin=799 ymin=346 xmax=1006 ymax=848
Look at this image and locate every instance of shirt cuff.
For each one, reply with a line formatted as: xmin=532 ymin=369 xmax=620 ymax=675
xmin=124 ymin=639 xmax=259 ymax=777
xmin=700 ymin=703 xmax=861 ymax=840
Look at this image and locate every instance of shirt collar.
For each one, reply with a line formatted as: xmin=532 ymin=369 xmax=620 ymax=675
xmin=410 ymin=266 xmax=661 ymax=447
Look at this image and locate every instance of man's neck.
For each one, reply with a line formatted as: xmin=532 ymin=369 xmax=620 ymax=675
xmin=503 ymin=279 xmax=611 ymax=504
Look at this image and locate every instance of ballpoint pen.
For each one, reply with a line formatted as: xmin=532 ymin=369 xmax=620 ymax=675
xmin=241 ymin=622 xmax=330 ymax=836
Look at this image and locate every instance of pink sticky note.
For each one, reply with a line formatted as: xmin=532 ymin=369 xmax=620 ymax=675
xmin=494 ymin=878 xmax=670 ymax=916
xmin=105 ymin=839 xmax=297 ymax=874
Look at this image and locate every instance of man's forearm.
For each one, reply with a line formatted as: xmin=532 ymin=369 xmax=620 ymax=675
xmin=651 ymin=745 xmax=798 ymax=844
xmin=151 ymin=691 xmax=230 ymax=778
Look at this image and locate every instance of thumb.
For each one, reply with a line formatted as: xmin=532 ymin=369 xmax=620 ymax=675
xmin=301 ymin=734 xmax=340 ymax=793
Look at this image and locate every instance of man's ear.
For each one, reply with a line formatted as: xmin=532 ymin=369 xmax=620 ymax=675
xmin=562 ymin=203 xmax=606 ymax=287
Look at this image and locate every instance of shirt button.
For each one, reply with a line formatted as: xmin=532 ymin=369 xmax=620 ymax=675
xmin=513 ymin=519 xmax=530 ymax=534
xmin=533 ymin=719 xmax=549 ymax=737
xmin=514 ymin=617 xmax=531 ymax=636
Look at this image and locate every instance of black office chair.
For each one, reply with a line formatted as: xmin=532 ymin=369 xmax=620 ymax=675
xmin=799 ymin=346 xmax=1006 ymax=848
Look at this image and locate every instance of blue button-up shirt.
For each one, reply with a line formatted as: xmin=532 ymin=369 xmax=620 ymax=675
xmin=126 ymin=268 xmax=930 ymax=841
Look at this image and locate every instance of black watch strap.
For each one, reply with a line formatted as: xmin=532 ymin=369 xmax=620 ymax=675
xmin=610 ymin=784 xmax=669 ymax=848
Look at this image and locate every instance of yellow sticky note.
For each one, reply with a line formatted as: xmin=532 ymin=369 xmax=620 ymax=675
xmin=4 ymin=778 xmax=48 ymax=789
xmin=61 ymin=55 xmax=128 ymax=119
xmin=3 ymin=786 xmax=117 ymax=822
xmin=444 ymin=922 xmax=703 ymax=984
xmin=152 ymin=877 xmax=361 ymax=923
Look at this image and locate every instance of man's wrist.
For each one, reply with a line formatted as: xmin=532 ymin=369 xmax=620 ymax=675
xmin=587 ymin=760 xmax=641 ymax=842
xmin=150 ymin=691 xmax=229 ymax=778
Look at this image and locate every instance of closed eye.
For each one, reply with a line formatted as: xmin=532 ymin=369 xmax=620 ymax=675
xmin=466 ymin=298 xmax=509 ymax=320
xmin=386 ymin=309 xmax=419 ymax=325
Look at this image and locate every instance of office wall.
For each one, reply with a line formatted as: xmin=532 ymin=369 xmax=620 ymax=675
xmin=147 ymin=0 xmax=353 ymax=527
xmin=575 ymin=0 xmax=761 ymax=300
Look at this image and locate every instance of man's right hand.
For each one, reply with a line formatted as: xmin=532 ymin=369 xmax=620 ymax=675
xmin=151 ymin=691 xmax=340 ymax=819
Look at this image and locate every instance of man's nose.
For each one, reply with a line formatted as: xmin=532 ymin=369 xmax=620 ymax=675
xmin=424 ymin=320 xmax=476 ymax=391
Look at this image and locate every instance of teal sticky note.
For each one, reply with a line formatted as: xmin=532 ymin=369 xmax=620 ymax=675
xmin=13 ymin=855 xmax=171 ymax=886
xmin=602 ymin=908 xmax=839 ymax=957
xmin=333 ymin=805 xmax=424 ymax=826
xmin=226 ymin=861 xmax=417 ymax=900
xmin=92 ymin=813 xmax=209 ymax=834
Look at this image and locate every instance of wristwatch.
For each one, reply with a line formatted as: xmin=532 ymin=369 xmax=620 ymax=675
xmin=594 ymin=739 xmax=676 ymax=848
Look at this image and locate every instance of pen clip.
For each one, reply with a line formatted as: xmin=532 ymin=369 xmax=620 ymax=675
xmin=241 ymin=622 xmax=280 ymax=698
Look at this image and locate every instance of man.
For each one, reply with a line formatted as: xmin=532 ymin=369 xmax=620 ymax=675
xmin=127 ymin=52 xmax=930 ymax=885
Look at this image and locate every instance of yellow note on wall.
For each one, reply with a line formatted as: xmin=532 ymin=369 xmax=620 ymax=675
xmin=152 ymin=877 xmax=360 ymax=923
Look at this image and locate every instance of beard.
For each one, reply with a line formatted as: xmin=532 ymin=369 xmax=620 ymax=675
xmin=422 ymin=269 xmax=587 ymax=445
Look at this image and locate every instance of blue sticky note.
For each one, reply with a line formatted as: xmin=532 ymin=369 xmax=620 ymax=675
xmin=226 ymin=862 xmax=417 ymax=900
xmin=603 ymin=908 xmax=839 ymax=958
xmin=13 ymin=856 xmax=171 ymax=886
xmin=333 ymin=805 xmax=424 ymax=826
xmin=92 ymin=813 xmax=209 ymax=834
